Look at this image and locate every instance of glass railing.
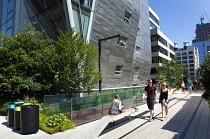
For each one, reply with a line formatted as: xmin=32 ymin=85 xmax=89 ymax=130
xmin=43 ymin=86 xmax=146 ymax=125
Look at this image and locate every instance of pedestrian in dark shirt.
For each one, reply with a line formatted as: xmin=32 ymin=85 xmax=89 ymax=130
xmin=144 ymin=79 xmax=157 ymax=122
xmin=159 ymin=82 xmax=169 ymax=121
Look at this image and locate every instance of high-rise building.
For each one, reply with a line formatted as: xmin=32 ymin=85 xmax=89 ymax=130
xmin=149 ymin=7 xmax=175 ymax=82
xmin=192 ymin=23 xmax=210 ymax=64
xmin=0 ymin=0 xmax=151 ymax=90
xmin=175 ymin=41 xmax=199 ymax=80
xmin=193 ymin=23 xmax=210 ymax=43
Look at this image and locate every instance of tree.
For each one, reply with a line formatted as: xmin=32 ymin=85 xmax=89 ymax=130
xmin=51 ymin=29 xmax=101 ymax=94
xmin=155 ymin=58 xmax=189 ymax=89
xmin=0 ymin=23 xmax=54 ymax=96
xmin=200 ymin=55 xmax=210 ymax=92
xmin=0 ymin=23 xmax=101 ymax=98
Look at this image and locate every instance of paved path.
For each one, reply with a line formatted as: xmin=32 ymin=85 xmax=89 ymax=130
xmin=99 ymin=91 xmax=210 ymax=139
xmin=0 ymin=91 xmax=209 ymax=139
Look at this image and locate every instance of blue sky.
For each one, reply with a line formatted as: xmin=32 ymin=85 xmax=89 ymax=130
xmin=149 ymin=0 xmax=210 ymax=48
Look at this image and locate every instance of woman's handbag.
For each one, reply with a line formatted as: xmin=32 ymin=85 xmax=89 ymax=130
xmin=162 ymin=99 xmax=169 ymax=106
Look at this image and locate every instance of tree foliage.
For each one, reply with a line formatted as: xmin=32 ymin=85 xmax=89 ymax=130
xmin=0 ymin=23 xmax=53 ymax=94
xmin=0 ymin=23 xmax=100 ymax=97
xmin=200 ymin=55 xmax=210 ymax=91
xmin=51 ymin=30 xmax=101 ymax=93
xmin=155 ymin=58 xmax=189 ymax=89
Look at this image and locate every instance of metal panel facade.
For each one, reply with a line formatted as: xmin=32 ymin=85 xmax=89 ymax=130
xmin=0 ymin=0 xmax=151 ymax=90
xmin=90 ymin=0 xmax=151 ymax=89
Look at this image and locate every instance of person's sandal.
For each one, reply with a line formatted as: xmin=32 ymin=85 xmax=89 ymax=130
xmin=148 ymin=119 xmax=152 ymax=122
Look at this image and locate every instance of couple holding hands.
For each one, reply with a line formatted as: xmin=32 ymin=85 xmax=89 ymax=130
xmin=144 ymin=79 xmax=169 ymax=122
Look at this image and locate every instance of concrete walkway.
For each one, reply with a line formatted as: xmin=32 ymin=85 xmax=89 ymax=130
xmin=99 ymin=91 xmax=210 ymax=139
xmin=0 ymin=91 xmax=209 ymax=139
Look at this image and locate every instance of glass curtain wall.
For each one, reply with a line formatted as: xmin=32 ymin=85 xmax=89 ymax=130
xmin=71 ymin=0 xmax=92 ymax=39
xmin=24 ymin=0 xmax=93 ymax=40
xmin=24 ymin=0 xmax=69 ymax=40
xmin=0 ymin=0 xmax=15 ymax=35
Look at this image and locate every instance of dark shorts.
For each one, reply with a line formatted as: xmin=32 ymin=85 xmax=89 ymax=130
xmin=147 ymin=98 xmax=155 ymax=110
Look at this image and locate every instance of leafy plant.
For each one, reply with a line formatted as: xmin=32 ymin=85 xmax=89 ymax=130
xmin=39 ymin=113 xmax=76 ymax=134
xmin=45 ymin=113 xmax=72 ymax=127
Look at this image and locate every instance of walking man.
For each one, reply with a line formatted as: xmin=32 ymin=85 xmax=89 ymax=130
xmin=144 ymin=79 xmax=157 ymax=122
xmin=187 ymin=80 xmax=192 ymax=93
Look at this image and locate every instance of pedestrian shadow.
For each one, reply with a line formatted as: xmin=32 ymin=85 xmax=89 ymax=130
xmin=159 ymin=94 xmax=207 ymax=139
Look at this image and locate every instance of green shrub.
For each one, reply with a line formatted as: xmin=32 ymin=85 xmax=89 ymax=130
xmin=45 ymin=113 xmax=70 ymax=127
xmin=39 ymin=113 xmax=76 ymax=134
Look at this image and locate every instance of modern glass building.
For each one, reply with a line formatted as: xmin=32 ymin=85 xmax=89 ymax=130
xmin=0 ymin=0 xmax=151 ymax=90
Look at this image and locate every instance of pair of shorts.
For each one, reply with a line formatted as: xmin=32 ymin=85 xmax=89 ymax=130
xmin=147 ymin=98 xmax=155 ymax=110
xmin=188 ymin=86 xmax=192 ymax=90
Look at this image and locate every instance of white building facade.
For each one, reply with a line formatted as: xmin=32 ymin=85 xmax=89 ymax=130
xmin=175 ymin=41 xmax=200 ymax=80
xmin=149 ymin=7 xmax=175 ymax=82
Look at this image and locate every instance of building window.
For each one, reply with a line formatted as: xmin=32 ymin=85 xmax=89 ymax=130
xmin=190 ymin=69 xmax=194 ymax=71
xmin=189 ymin=60 xmax=194 ymax=63
xmin=152 ymin=57 xmax=163 ymax=63
xmin=150 ymin=68 xmax=157 ymax=75
xmin=115 ymin=65 xmax=123 ymax=75
xmin=170 ymin=53 xmax=175 ymax=58
xmin=182 ymin=52 xmax=187 ymax=55
xmin=150 ymin=21 xmax=158 ymax=29
xmin=151 ymin=46 xmax=159 ymax=52
xmin=188 ymin=51 xmax=193 ymax=55
xmin=159 ymin=47 xmax=168 ymax=56
xmin=189 ymin=56 xmax=194 ymax=59
xmin=158 ymin=36 xmax=167 ymax=46
xmin=207 ymin=46 xmax=210 ymax=51
xmin=182 ymin=61 xmax=188 ymax=63
xmin=149 ymin=11 xmax=159 ymax=25
xmin=151 ymin=35 xmax=158 ymax=42
xmin=190 ymin=73 xmax=194 ymax=76
xmin=189 ymin=64 xmax=194 ymax=67
xmin=182 ymin=56 xmax=187 ymax=59
xmin=134 ymin=67 xmax=139 ymax=74
xmin=169 ymin=44 xmax=174 ymax=51
xmin=135 ymin=46 xmax=141 ymax=52
xmin=124 ymin=10 xmax=132 ymax=24
xmin=176 ymin=53 xmax=181 ymax=56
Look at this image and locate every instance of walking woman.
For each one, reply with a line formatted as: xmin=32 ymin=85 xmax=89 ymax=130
xmin=159 ymin=82 xmax=169 ymax=121
xmin=181 ymin=81 xmax=186 ymax=93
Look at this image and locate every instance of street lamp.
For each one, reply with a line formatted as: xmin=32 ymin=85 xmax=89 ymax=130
xmin=98 ymin=34 xmax=125 ymax=93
